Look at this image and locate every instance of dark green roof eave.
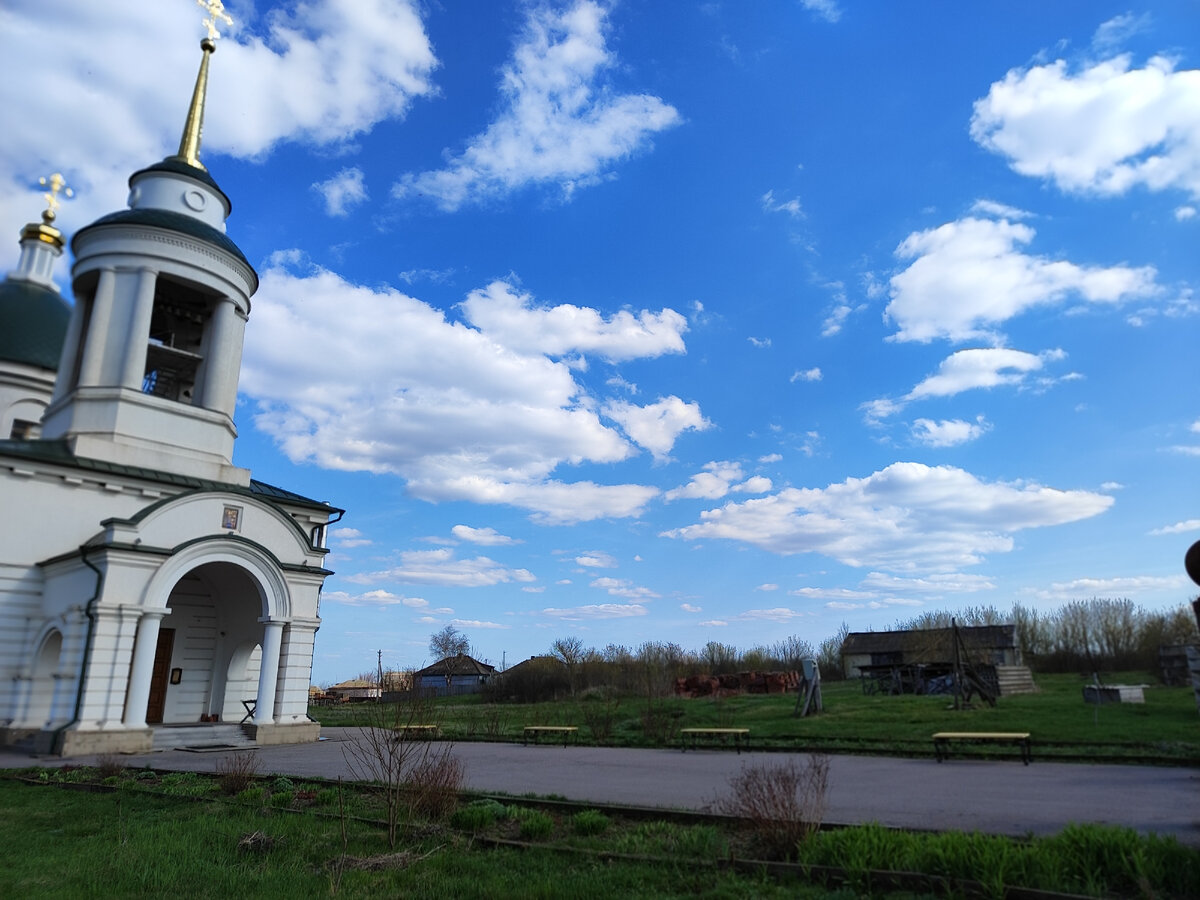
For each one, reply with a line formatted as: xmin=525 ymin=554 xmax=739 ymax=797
xmin=72 ymin=208 xmax=256 ymax=288
xmin=129 ymin=159 xmax=232 ymax=212
xmin=0 ymin=439 xmax=341 ymax=515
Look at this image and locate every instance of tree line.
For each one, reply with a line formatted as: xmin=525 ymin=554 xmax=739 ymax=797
xmin=484 ymin=598 xmax=1196 ymax=703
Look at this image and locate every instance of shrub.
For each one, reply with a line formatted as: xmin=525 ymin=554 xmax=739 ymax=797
xmin=95 ymin=754 xmax=124 ymax=779
xmin=160 ymin=772 xmax=213 ymax=798
xmin=407 ymin=753 xmax=465 ymax=820
xmin=571 ymin=809 xmax=610 ymax=836
xmin=270 ymin=775 xmax=295 ymax=794
xmin=237 ymin=786 xmax=266 ymax=805
xmin=451 ymin=799 xmax=505 ymax=832
xmin=269 ymin=790 xmax=294 ymax=809
xmin=215 ymin=752 xmax=260 ymax=795
xmin=710 ymin=755 xmax=829 ymax=860
xmin=517 ymin=809 xmax=554 ymax=841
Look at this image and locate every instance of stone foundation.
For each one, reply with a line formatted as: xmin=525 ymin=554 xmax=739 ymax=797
xmin=47 ymin=726 xmax=154 ymax=757
xmin=242 ymin=720 xmax=321 ymax=746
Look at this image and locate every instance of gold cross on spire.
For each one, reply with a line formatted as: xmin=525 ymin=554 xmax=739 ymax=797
xmin=197 ymin=0 xmax=233 ymax=42
xmin=38 ymin=173 xmax=73 ymax=223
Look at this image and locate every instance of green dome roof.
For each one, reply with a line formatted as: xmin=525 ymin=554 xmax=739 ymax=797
xmin=74 ymin=208 xmax=255 ymax=278
xmin=0 ymin=277 xmax=70 ymax=371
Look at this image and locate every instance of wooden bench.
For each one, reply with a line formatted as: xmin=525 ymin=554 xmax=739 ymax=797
xmin=522 ymin=726 xmax=578 ymax=746
xmin=933 ymin=731 xmax=1031 ymax=765
xmin=679 ymin=727 xmax=750 ymax=754
xmin=392 ymin=724 xmax=439 ymax=740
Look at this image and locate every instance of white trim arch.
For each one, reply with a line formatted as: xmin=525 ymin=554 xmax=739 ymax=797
xmin=139 ymin=538 xmax=291 ymax=621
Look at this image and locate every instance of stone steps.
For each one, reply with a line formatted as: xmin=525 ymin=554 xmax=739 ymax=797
xmin=995 ymin=665 xmax=1038 ymax=696
xmin=152 ymin=723 xmax=255 ymax=751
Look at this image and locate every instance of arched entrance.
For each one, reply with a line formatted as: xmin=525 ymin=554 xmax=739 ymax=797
xmin=141 ymin=561 xmax=267 ymax=725
xmin=25 ymin=629 xmax=63 ymax=729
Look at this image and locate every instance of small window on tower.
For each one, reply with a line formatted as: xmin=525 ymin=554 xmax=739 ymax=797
xmin=9 ymin=419 xmax=38 ymax=440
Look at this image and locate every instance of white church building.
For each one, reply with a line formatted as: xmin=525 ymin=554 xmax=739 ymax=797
xmin=0 ymin=20 xmax=341 ymax=756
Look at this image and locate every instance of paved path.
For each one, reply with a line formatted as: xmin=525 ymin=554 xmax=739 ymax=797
xmin=5 ymin=729 xmax=1198 ymax=845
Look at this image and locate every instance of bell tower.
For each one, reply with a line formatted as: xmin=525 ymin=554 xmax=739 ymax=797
xmin=41 ymin=4 xmax=256 ymax=484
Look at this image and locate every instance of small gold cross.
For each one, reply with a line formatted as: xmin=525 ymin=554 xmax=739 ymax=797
xmin=197 ymin=0 xmax=233 ymax=42
xmin=38 ymin=173 xmax=73 ymax=222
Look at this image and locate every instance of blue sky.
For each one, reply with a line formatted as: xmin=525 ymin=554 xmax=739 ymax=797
xmin=3 ymin=1 xmax=1199 ymax=684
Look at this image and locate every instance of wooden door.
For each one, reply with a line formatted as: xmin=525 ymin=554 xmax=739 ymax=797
xmin=146 ymin=628 xmax=175 ymax=724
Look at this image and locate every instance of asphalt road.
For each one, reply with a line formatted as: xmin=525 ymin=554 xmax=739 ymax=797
xmin=7 ymin=728 xmax=1197 ymax=845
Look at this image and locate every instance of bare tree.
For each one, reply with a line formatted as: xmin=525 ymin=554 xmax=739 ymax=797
xmin=429 ymin=624 xmax=470 ymax=660
xmin=550 ymin=636 xmax=585 ymax=696
xmin=341 ymin=686 xmax=459 ymax=848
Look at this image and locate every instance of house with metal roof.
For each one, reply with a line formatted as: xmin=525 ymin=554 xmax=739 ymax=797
xmin=0 ymin=18 xmax=341 ymax=756
xmin=414 ymin=653 xmax=497 ymax=696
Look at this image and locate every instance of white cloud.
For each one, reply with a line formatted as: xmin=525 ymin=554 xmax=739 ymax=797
xmin=543 ymin=603 xmax=648 ymax=620
xmin=312 ymin=167 xmax=367 ymax=217
xmin=759 ymin=453 xmax=783 ymax=464
xmin=0 ymin=0 xmax=437 ymax=231
xmin=663 ymin=462 xmax=1113 ymax=573
xmin=349 ymin=548 xmax=536 ymax=587
xmin=1092 ymin=14 xmax=1150 ymax=51
xmin=790 ymin=367 xmax=822 ymax=383
xmin=452 ymin=525 xmax=521 ymax=546
xmin=665 ymin=461 xmax=744 ymax=501
xmin=859 ymin=572 xmax=996 ymax=593
xmin=323 ymin=589 xmax=429 ymax=607
xmin=461 ymin=280 xmax=687 ymax=362
xmin=331 ymin=527 xmax=372 ymax=548
xmin=733 ymin=476 xmax=773 ymax=494
xmin=680 ymin=603 xmax=702 ymax=613
xmin=603 ymin=396 xmax=710 ymax=459
xmin=971 ymin=54 xmax=1200 ymax=199
xmin=522 ymin=586 xmax=546 ymax=593
xmin=748 ymin=336 xmax=773 ymax=348
xmin=394 ymin=0 xmax=679 ymax=210
xmin=888 ymin=217 xmax=1159 ymax=343
xmin=1176 ymin=206 xmax=1197 ymax=221
xmin=865 ymin=348 xmax=1063 ymax=421
xmin=826 ymin=598 xmax=924 ymax=611
xmin=911 ymin=417 xmax=991 ymax=448
xmin=451 ymin=619 xmax=509 ymax=631
xmin=970 ymin=199 xmax=1032 ymax=220
xmin=1032 ymin=574 xmax=1189 ymax=600
xmin=1149 ymin=519 xmax=1200 ymax=536
xmin=590 ymin=576 xmax=659 ymax=600
xmin=700 ymin=619 xmax=728 ymax=626
xmin=789 ymin=587 xmax=876 ymax=600
xmin=575 ymin=552 xmax=617 ymax=568
xmin=734 ymin=607 xmax=806 ymax=623
xmin=799 ymin=0 xmax=842 ymax=24
xmin=240 ymin=260 xmax=669 ymax=524
xmin=761 ymin=189 xmax=803 ymax=218
xmin=756 ymin=583 xmax=779 ymax=592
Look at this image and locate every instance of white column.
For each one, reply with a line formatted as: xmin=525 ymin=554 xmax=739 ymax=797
xmin=51 ymin=302 xmax=87 ymax=401
xmin=77 ymin=267 xmax=117 ymax=387
xmin=120 ymin=268 xmax=159 ymax=389
xmin=122 ymin=610 xmax=166 ymax=728
xmin=197 ymin=298 xmax=245 ymax=415
xmin=254 ymin=620 xmax=285 ymax=726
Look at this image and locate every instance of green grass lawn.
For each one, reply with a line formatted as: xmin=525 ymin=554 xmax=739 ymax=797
xmin=310 ymin=672 xmax=1200 ymax=762
xmin=4 ymin=771 xmax=1197 ymax=899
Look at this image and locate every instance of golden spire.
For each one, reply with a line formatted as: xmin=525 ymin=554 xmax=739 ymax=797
xmin=20 ymin=173 xmax=71 ymax=249
xmin=169 ymin=0 xmax=234 ymax=171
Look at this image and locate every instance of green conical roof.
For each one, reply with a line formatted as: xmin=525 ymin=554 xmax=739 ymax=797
xmin=0 ymin=277 xmax=70 ymax=371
